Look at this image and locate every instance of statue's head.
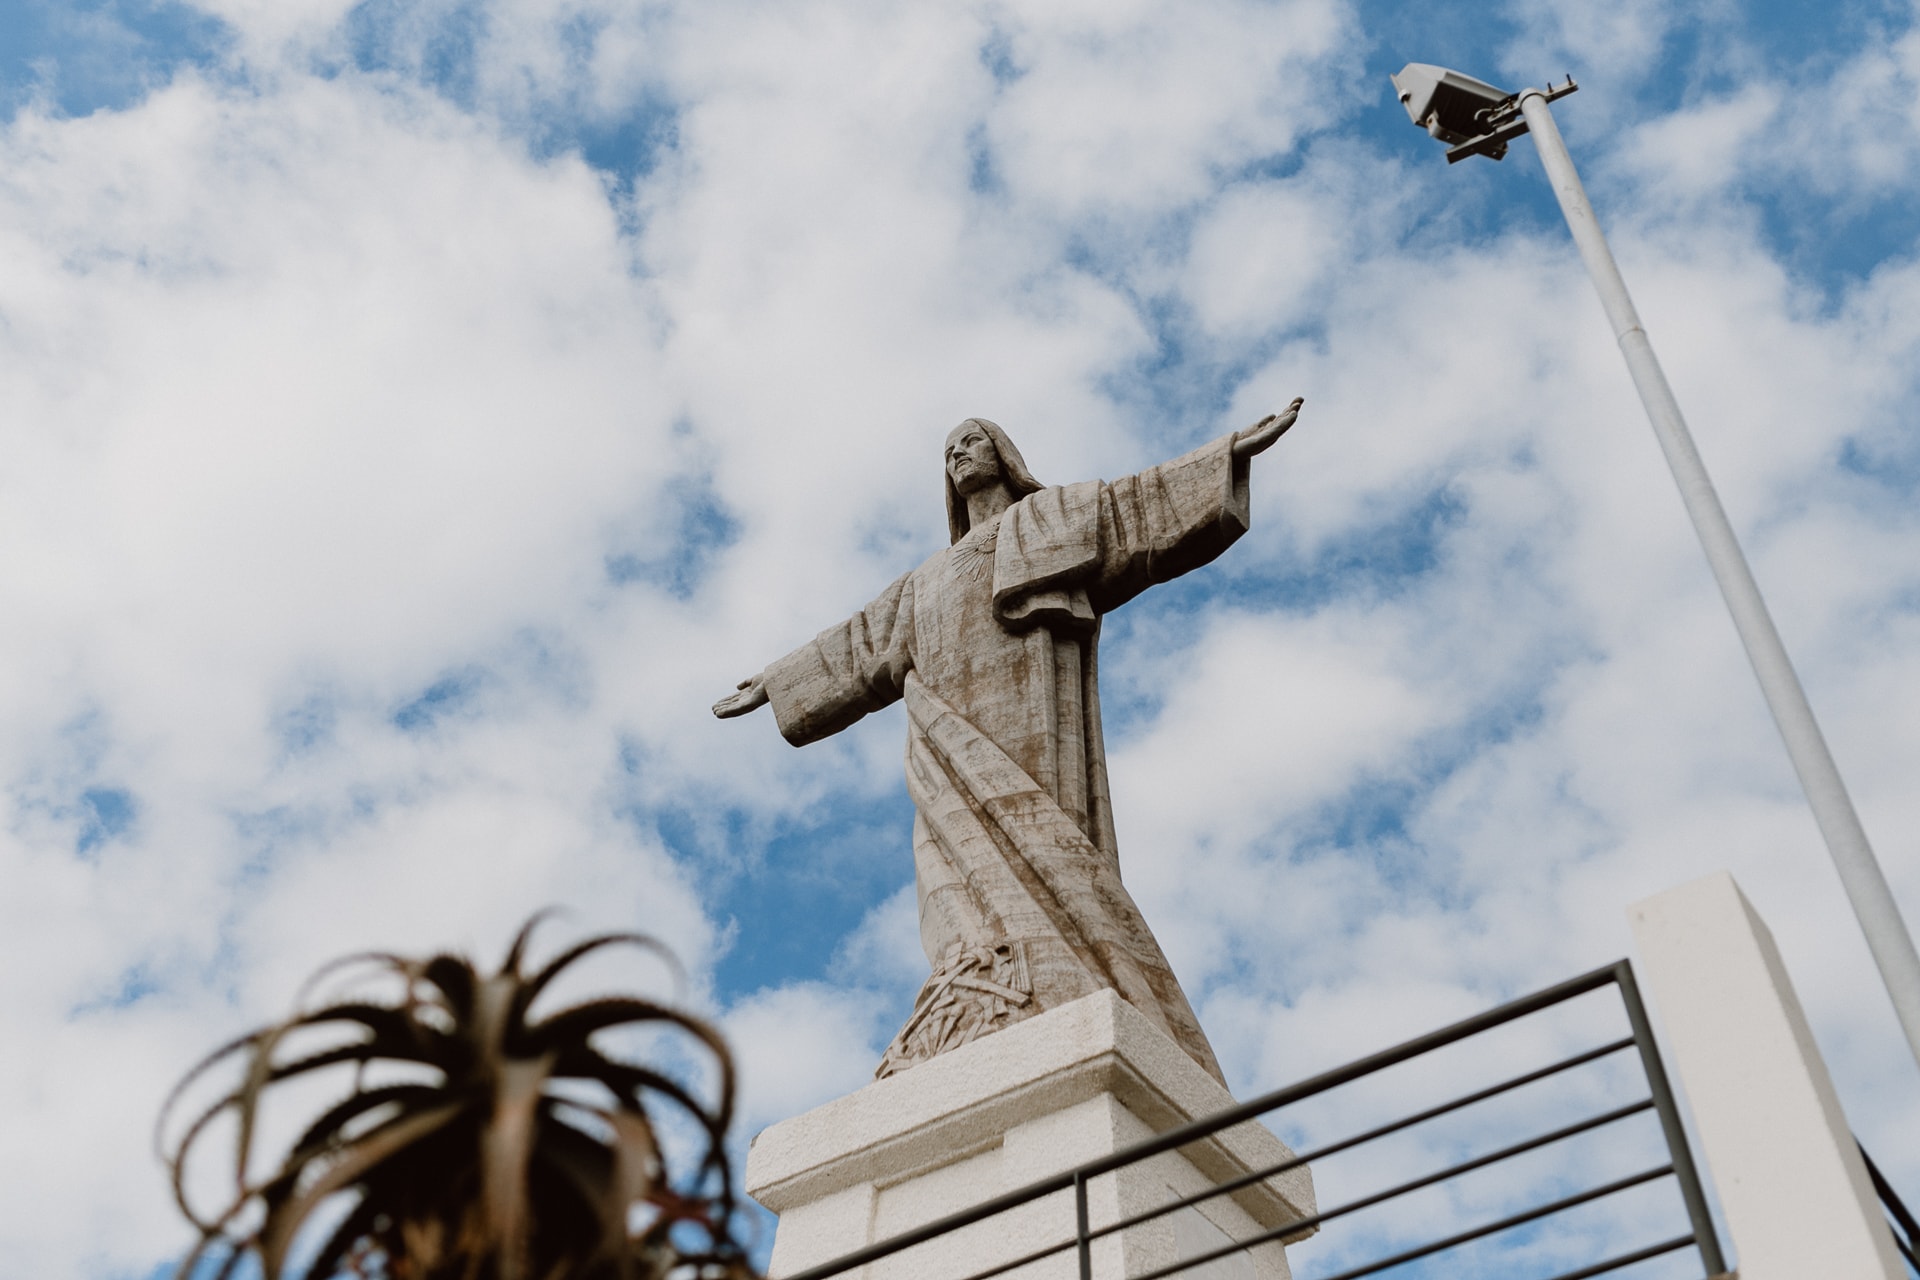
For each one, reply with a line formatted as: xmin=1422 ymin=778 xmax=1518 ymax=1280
xmin=944 ymin=418 xmax=1043 ymax=543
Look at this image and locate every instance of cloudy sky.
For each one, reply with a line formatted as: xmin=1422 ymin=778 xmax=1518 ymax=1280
xmin=3 ymin=0 xmax=1919 ymax=1275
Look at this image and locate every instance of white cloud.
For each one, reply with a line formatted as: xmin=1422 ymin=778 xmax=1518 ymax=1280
xmin=975 ymin=0 xmax=1357 ymax=220
xmin=832 ymin=880 xmax=929 ymax=990
xmin=1182 ymin=179 xmax=1348 ymax=337
xmin=724 ymin=980 xmax=890 ymax=1137
xmin=1497 ymin=0 xmax=1678 ymax=88
xmin=2 ymin=0 xmax=1919 ymax=1275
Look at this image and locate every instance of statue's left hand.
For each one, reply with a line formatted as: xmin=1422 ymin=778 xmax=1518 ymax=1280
xmin=1231 ymin=397 xmax=1304 ymax=458
xmin=712 ymin=674 xmax=770 ymax=719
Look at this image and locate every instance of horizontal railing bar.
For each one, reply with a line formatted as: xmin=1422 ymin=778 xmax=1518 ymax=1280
xmin=1290 ymin=1174 xmax=1681 ymax=1280
xmin=1081 ymin=1035 xmax=1642 ymax=1245
xmin=943 ymin=1230 xmax=1079 ymax=1280
xmin=1300 ymin=1164 xmax=1675 ymax=1280
xmin=1282 ymin=1099 xmax=1658 ymax=1240
xmin=779 ymin=961 xmax=1635 ymax=1280
xmin=1860 ymin=1141 xmax=1920 ymax=1268
xmin=1537 ymin=1233 xmax=1695 ymax=1280
xmin=870 ymin=1056 xmax=1659 ymax=1280
xmin=775 ymin=1170 xmax=1080 ymax=1280
xmin=1883 ymin=1215 xmax=1920 ymax=1277
xmin=1068 ymin=960 xmax=1635 ymax=1185
xmin=1125 ymin=1102 xmax=1658 ymax=1280
xmin=1895 ymin=1229 xmax=1920 ymax=1276
xmin=923 ymin=1089 xmax=1661 ymax=1280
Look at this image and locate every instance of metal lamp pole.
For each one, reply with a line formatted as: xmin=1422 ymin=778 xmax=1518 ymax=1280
xmin=1401 ymin=69 xmax=1920 ymax=1072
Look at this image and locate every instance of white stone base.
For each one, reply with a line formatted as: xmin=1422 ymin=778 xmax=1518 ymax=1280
xmin=745 ymin=989 xmax=1317 ymax=1280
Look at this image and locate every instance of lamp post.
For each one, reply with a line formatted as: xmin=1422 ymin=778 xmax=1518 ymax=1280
xmin=1389 ymin=64 xmax=1920 ymax=1073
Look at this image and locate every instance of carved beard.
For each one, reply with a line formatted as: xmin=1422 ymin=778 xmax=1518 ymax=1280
xmin=944 ymin=418 xmax=1044 ymax=544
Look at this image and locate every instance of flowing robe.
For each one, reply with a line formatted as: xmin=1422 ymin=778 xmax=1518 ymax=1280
xmin=763 ymin=434 xmax=1251 ymax=1083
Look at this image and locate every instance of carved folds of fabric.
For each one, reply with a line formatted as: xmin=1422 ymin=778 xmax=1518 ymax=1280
xmin=875 ymin=941 xmax=1034 ymax=1079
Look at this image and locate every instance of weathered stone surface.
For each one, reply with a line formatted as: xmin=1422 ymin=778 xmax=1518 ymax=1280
xmin=717 ymin=407 xmax=1300 ymax=1082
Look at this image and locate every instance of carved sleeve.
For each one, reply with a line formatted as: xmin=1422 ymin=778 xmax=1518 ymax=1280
xmin=763 ymin=571 xmax=915 ymax=747
xmin=1088 ymin=432 xmax=1251 ymax=614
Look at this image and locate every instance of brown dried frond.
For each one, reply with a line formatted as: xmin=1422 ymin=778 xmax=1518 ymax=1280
xmin=159 ymin=915 xmax=754 ymax=1280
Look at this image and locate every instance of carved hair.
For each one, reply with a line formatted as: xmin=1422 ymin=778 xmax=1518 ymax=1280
xmin=945 ymin=418 xmax=1044 ymax=544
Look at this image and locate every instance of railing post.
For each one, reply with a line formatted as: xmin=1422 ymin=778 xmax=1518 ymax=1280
xmin=1074 ymin=1171 xmax=1093 ymax=1280
xmin=1613 ymin=961 xmax=1729 ymax=1276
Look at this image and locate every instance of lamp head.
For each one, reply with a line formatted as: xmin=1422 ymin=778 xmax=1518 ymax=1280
xmin=1391 ymin=63 xmax=1516 ymax=145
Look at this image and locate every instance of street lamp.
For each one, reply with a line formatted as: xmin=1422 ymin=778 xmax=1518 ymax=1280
xmin=1390 ymin=64 xmax=1920 ymax=1074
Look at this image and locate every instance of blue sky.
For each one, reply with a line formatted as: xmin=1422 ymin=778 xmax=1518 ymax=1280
xmin=1 ymin=0 xmax=1918 ymax=1276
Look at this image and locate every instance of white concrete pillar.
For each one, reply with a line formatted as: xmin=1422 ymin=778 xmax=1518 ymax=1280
xmin=1629 ymin=870 xmax=1905 ymax=1279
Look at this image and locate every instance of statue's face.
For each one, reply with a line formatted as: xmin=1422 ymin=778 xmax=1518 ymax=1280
xmin=945 ymin=422 xmax=1005 ymax=495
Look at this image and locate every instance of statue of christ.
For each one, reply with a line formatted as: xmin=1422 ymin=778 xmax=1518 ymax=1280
xmin=714 ymin=400 xmax=1302 ymax=1083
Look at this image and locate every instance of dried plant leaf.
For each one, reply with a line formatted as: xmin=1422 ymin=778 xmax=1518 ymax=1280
xmin=481 ymin=1054 xmax=558 ymax=1280
xmin=519 ymin=935 xmax=687 ymax=1016
xmin=162 ymin=915 xmax=752 ymax=1280
xmin=259 ymin=1102 xmax=464 ymax=1277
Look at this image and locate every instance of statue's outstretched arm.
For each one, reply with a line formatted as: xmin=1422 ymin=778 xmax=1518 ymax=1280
xmin=709 ymin=568 xmax=914 ymax=737
xmin=1230 ymin=396 xmax=1304 ymax=459
xmin=712 ymin=673 xmax=769 ymax=718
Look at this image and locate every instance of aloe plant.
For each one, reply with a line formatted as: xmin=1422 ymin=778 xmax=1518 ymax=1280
xmin=160 ymin=916 xmax=753 ymax=1280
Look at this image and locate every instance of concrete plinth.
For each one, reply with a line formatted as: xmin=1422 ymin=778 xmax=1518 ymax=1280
xmin=746 ymin=989 xmax=1316 ymax=1280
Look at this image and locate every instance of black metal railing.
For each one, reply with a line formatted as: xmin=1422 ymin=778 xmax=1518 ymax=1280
xmin=782 ymin=960 xmax=1728 ymax=1280
xmin=1860 ymin=1142 xmax=1920 ymax=1274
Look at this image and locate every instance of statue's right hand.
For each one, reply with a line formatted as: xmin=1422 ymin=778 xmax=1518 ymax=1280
xmin=1231 ymin=396 xmax=1304 ymax=459
xmin=712 ymin=674 xmax=770 ymax=719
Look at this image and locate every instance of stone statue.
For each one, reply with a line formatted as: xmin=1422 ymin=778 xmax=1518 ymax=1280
xmin=714 ymin=400 xmax=1303 ymax=1084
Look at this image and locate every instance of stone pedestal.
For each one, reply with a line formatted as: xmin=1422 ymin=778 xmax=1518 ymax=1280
xmin=745 ymin=989 xmax=1316 ymax=1280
